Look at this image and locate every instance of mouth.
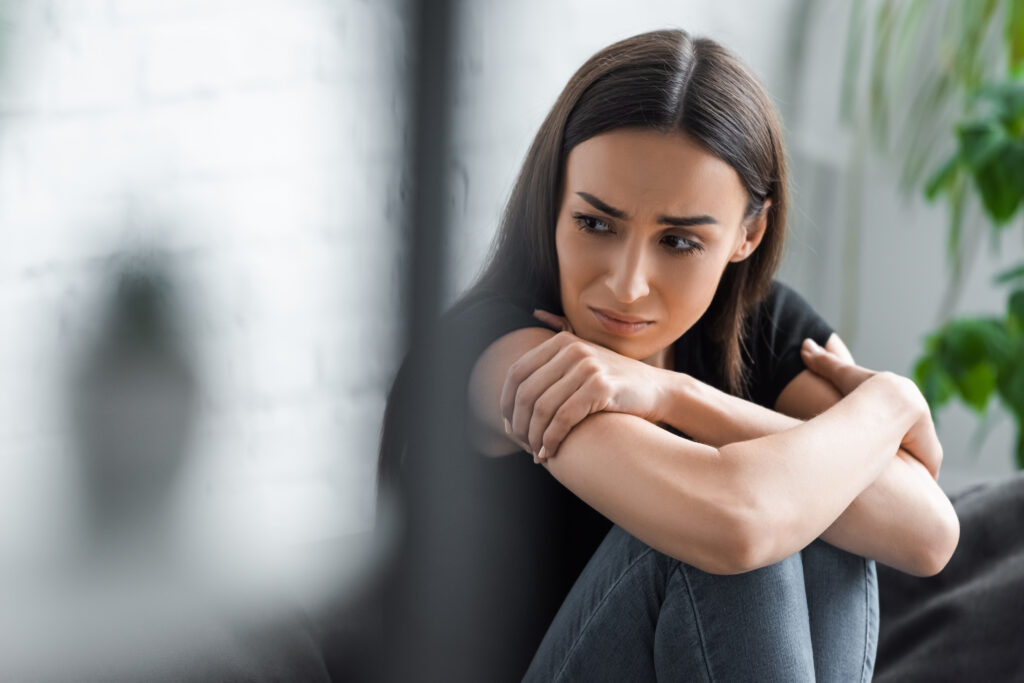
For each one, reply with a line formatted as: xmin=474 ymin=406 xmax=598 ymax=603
xmin=589 ymin=307 xmax=654 ymax=336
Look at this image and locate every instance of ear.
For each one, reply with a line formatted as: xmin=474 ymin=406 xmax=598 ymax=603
xmin=729 ymin=200 xmax=771 ymax=263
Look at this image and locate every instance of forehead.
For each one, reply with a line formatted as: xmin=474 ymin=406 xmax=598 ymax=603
xmin=562 ymin=128 xmax=749 ymax=223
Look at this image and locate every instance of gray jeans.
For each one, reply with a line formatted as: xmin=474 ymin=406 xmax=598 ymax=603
xmin=524 ymin=525 xmax=878 ymax=682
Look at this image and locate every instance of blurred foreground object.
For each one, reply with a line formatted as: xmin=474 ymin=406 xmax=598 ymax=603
xmin=0 ymin=254 xmax=373 ymax=682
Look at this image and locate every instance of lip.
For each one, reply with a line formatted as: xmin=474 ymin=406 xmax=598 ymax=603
xmin=589 ymin=307 xmax=654 ymax=336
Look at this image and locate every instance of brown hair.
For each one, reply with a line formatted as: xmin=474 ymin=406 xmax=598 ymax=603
xmin=470 ymin=27 xmax=788 ymax=394
xmin=378 ymin=28 xmax=788 ymax=485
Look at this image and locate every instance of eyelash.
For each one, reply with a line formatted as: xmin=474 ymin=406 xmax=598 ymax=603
xmin=572 ymin=213 xmax=704 ymax=255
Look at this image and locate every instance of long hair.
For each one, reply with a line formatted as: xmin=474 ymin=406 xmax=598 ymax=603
xmin=379 ymin=28 xmax=788 ymax=485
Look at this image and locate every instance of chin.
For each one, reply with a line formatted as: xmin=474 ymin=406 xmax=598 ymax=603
xmin=585 ymin=330 xmax=657 ymax=360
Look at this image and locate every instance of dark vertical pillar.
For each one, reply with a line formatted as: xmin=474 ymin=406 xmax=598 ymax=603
xmin=381 ymin=1 xmax=491 ymax=681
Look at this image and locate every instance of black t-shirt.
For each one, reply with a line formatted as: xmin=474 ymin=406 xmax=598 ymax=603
xmin=386 ymin=279 xmax=834 ymax=680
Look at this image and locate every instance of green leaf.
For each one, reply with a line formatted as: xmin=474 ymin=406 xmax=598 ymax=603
xmin=1009 ymin=289 xmax=1024 ymax=324
xmin=994 ymin=263 xmax=1024 ymax=285
xmin=940 ymin=318 xmax=1012 ymax=366
xmin=995 ymin=349 xmax=1024 ymax=410
xmin=957 ymin=121 xmax=1006 ymax=168
xmin=973 ymin=149 xmax=1024 ymax=223
xmin=956 ymin=362 xmax=998 ymax=412
xmin=924 ymin=153 xmax=961 ymax=200
xmin=974 ymin=80 xmax=1024 ymax=123
xmin=914 ymin=354 xmax=956 ymax=410
xmin=1008 ymin=0 xmax=1024 ymax=77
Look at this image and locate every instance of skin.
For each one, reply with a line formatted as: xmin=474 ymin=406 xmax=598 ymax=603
xmin=554 ymin=128 xmax=764 ymax=369
xmin=468 ymin=127 xmax=958 ymax=576
xmin=502 ymin=128 xmax=767 ymax=460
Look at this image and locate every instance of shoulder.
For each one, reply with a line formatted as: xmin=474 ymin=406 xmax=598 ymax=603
xmin=440 ymin=290 xmax=556 ymax=456
xmin=746 ymin=280 xmax=832 ymax=342
xmin=743 ymin=280 xmax=835 ymax=407
xmin=750 ymin=280 xmax=820 ymax=325
xmin=441 ymin=290 xmax=542 ymax=342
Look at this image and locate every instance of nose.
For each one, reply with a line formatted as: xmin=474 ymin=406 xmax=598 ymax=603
xmin=604 ymin=242 xmax=650 ymax=303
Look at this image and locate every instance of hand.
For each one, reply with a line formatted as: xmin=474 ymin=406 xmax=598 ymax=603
xmin=500 ymin=309 xmax=669 ymax=463
xmin=802 ymin=338 xmax=943 ymax=480
xmin=800 ymin=337 xmax=875 ymax=395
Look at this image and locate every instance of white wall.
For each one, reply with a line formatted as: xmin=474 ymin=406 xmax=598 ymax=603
xmin=0 ymin=0 xmax=408 ymax=569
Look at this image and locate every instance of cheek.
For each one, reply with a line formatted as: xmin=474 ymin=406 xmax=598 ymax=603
xmin=657 ymin=258 xmax=731 ymax=324
xmin=555 ymin=232 xmax=587 ymax=291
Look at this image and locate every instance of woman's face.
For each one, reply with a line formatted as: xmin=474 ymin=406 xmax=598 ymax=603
xmin=555 ymin=128 xmax=768 ymax=367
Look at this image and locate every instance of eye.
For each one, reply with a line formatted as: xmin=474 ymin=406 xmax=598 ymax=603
xmin=661 ymin=234 xmax=704 ymax=255
xmin=572 ymin=213 xmax=613 ymax=234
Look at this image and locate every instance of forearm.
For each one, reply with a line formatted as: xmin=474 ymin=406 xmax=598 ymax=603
xmin=541 ymin=381 xmax=907 ymax=575
xmin=661 ymin=372 xmax=958 ymax=574
xmin=818 ymin=451 xmax=959 ymax=575
xmin=715 ymin=375 xmax=915 ymax=567
xmin=658 ymin=373 xmax=799 ymax=446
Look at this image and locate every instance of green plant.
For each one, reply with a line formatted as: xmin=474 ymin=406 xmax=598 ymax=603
xmin=844 ymin=0 xmax=1024 ymax=468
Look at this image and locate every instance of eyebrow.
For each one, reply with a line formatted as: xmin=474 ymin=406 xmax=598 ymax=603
xmin=575 ymin=191 xmax=718 ymax=227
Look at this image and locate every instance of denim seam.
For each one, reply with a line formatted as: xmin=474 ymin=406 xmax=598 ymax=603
xmin=859 ymin=558 xmax=871 ymax=683
xmin=674 ymin=562 xmax=716 ymax=683
xmin=553 ymin=546 xmax=656 ymax=682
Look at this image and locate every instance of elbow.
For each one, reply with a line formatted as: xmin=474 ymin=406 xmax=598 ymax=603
xmin=700 ymin=447 xmax=795 ymax=575
xmin=722 ymin=506 xmax=792 ymax=575
xmin=699 ymin=520 xmax=781 ymax=576
xmin=907 ymin=504 xmax=961 ymax=577
xmin=704 ymin=479 xmax=789 ymax=575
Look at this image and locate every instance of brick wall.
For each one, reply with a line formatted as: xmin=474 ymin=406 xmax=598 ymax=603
xmin=0 ymin=0 xmax=410 ymax=566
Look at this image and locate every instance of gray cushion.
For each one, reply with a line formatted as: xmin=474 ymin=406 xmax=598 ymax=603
xmin=875 ymin=472 xmax=1024 ymax=682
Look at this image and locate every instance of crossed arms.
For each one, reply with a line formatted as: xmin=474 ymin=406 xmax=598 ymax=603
xmin=467 ymin=326 xmax=959 ymax=577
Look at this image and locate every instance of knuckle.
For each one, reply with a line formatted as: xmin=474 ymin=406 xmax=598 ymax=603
xmin=532 ymin=397 xmax=553 ymax=420
xmin=506 ymin=362 xmax=524 ymax=383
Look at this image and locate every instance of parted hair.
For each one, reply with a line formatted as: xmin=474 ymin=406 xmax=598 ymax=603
xmin=469 ymin=27 xmax=788 ymax=395
xmin=378 ymin=28 xmax=789 ymax=486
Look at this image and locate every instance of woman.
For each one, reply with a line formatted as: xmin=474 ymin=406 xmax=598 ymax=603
xmin=378 ymin=28 xmax=959 ymax=681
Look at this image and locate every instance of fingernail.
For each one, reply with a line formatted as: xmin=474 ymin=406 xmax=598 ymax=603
xmin=537 ymin=446 xmax=547 ymax=461
xmin=503 ymin=418 xmax=511 ymax=434
xmin=533 ymin=454 xmax=540 ymax=464
xmin=803 ymin=338 xmax=821 ymax=351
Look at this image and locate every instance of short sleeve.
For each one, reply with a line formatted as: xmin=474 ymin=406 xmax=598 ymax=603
xmin=744 ymin=281 xmax=835 ymax=408
xmin=440 ymin=290 xmax=549 ymax=370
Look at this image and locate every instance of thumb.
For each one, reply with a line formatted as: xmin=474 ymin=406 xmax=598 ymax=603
xmin=801 ymin=338 xmax=841 ymax=375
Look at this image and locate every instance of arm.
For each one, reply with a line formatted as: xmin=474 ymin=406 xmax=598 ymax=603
xmin=468 ymin=327 xmax=930 ymax=575
xmin=659 ymin=334 xmax=959 ymax=576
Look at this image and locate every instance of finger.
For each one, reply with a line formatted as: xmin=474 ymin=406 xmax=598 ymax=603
xmin=801 ymin=338 xmax=844 ymax=375
xmin=824 ymin=333 xmax=855 ymax=364
xmin=509 ymin=340 xmax=588 ymax=446
xmin=526 ymin=363 xmax=590 ymax=455
xmin=532 ymin=309 xmax=570 ymax=332
xmin=540 ymin=379 xmax=606 ymax=459
xmin=501 ymin=418 xmax=532 ymax=454
xmin=919 ymin=414 xmax=943 ymax=480
xmin=500 ymin=331 xmax=570 ymax=422
xmin=903 ymin=420 xmax=943 ymax=482
xmin=801 ymin=339 xmax=872 ymax=394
